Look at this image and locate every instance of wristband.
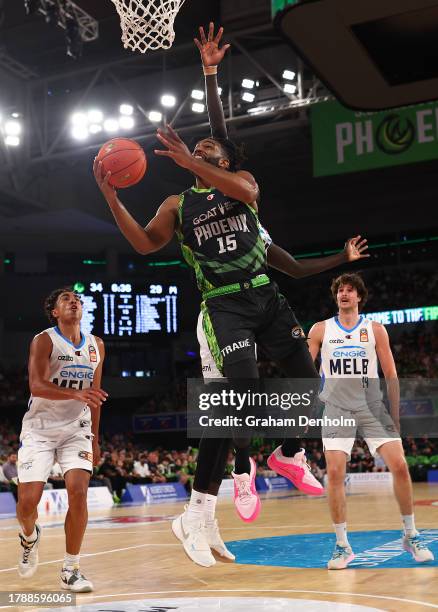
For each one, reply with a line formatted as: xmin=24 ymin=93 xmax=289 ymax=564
xmin=203 ymin=66 xmax=218 ymax=76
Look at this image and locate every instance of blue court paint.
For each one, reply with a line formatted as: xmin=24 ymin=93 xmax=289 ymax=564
xmin=227 ymin=529 xmax=438 ymax=569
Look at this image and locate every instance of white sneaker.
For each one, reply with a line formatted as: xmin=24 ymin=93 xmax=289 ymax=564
xmin=205 ymin=519 xmax=235 ymax=561
xmin=327 ymin=542 xmax=355 ymax=570
xmin=172 ymin=509 xmax=216 ymax=567
xmin=403 ymin=533 xmax=434 ymax=562
xmin=60 ymin=567 xmax=94 ymax=592
xmin=18 ymin=524 xmax=41 ymax=578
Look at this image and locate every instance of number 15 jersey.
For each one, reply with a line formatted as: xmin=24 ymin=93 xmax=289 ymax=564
xmin=176 ymin=187 xmax=268 ymax=293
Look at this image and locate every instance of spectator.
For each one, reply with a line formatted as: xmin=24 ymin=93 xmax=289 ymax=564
xmin=2 ymin=452 xmax=18 ymax=482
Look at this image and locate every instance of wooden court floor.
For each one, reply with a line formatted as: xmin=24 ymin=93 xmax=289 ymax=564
xmin=0 ymin=483 xmax=437 ymax=611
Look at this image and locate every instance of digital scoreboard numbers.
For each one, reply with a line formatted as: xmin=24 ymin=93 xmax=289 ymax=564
xmin=78 ymin=282 xmax=178 ymax=338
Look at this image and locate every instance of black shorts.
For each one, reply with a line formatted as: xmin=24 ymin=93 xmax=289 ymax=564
xmin=201 ymin=281 xmax=309 ymax=375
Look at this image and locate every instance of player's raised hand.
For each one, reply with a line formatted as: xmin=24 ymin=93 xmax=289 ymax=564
xmin=194 ymin=22 xmax=230 ymax=67
xmin=93 ymin=158 xmax=117 ymax=202
xmin=344 ymin=236 xmax=370 ymax=261
xmin=155 ymin=125 xmax=193 ymax=169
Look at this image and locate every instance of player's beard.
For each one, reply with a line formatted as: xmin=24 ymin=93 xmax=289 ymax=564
xmin=191 ymin=154 xmax=222 ymax=180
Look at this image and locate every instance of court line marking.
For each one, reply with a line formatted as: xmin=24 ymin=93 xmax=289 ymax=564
xmin=0 ymin=543 xmax=180 ymax=573
xmin=73 ymin=588 xmax=438 ymax=609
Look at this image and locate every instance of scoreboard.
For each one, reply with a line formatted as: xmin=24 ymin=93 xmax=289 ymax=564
xmin=74 ymin=281 xmax=179 ymax=338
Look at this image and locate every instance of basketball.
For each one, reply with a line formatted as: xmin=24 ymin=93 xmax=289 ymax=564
xmin=96 ymin=138 xmax=147 ymax=188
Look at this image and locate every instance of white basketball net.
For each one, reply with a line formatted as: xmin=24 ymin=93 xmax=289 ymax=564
xmin=110 ymin=0 xmax=187 ymax=53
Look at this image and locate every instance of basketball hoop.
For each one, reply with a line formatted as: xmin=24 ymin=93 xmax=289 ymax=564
xmin=110 ymin=0 xmax=187 ymax=53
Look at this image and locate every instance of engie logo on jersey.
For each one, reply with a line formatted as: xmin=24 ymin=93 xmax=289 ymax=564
xmin=360 ymin=328 xmax=369 ymax=342
xmin=88 ymin=345 xmax=97 ymax=362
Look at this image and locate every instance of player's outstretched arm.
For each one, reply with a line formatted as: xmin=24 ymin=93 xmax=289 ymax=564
xmin=28 ymin=333 xmax=108 ymax=409
xmin=155 ymin=126 xmax=258 ymax=205
xmin=194 ymin=22 xmax=230 ymax=139
xmin=93 ymin=158 xmax=179 ymax=254
xmin=267 ymin=236 xmax=369 ymax=278
xmin=373 ymin=322 xmax=400 ymax=430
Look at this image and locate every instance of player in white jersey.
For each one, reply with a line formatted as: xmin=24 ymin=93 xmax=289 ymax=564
xmin=308 ymin=273 xmax=433 ymax=569
xmin=16 ymin=287 xmax=108 ymax=591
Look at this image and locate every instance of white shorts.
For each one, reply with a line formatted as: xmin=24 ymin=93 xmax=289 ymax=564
xmin=322 ymin=401 xmax=401 ymax=458
xmin=18 ymin=418 xmax=93 ymax=483
xmin=197 ymin=312 xmax=223 ymax=378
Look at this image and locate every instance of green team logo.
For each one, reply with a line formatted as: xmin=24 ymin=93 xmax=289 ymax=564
xmin=376 ymin=113 xmax=415 ymax=155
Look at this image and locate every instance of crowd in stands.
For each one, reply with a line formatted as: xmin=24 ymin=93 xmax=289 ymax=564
xmin=290 ymin=263 xmax=438 ymax=325
xmin=2 ymin=424 xmax=438 ymax=501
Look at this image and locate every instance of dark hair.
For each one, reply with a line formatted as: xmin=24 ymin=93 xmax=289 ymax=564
xmin=44 ymin=286 xmax=75 ymax=326
xmin=214 ymin=138 xmax=247 ymax=171
xmin=330 ymin=273 xmax=368 ymax=312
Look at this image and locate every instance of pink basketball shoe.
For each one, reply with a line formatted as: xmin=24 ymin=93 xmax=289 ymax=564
xmin=267 ymin=446 xmax=324 ymax=496
xmin=232 ymin=457 xmax=261 ymax=522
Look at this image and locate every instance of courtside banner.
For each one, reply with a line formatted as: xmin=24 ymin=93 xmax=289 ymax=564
xmin=37 ymin=487 xmax=114 ymax=514
xmin=141 ymin=482 xmax=188 ymax=504
xmin=311 ymin=99 xmax=438 ymax=177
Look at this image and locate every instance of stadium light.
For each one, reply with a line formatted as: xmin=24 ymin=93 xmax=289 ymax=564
xmin=282 ymin=69 xmax=296 ymax=80
xmin=119 ymin=115 xmax=135 ymax=129
xmin=284 ymin=83 xmax=297 ymax=94
xmin=242 ymin=78 xmax=255 ymax=89
xmin=103 ymin=118 xmax=119 ymax=133
xmin=148 ymin=110 xmax=162 ymax=123
xmin=4 ymin=120 xmax=21 ymax=136
xmin=191 ymin=89 xmax=204 ymax=100
xmin=241 ymin=91 xmax=255 ymax=103
xmin=89 ymin=123 xmax=102 ymax=134
xmin=71 ymin=125 xmax=88 ymax=140
xmin=71 ymin=112 xmax=87 ymax=126
xmin=161 ymin=94 xmax=176 ymax=108
xmin=120 ymin=103 xmax=134 ymax=115
xmin=247 ymin=106 xmax=268 ymax=114
xmin=191 ymin=102 xmax=205 ymax=113
xmin=87 ymin=109 xmax=103 ymax=123
xmin=4 ymin=135 xmax=20 ymax=147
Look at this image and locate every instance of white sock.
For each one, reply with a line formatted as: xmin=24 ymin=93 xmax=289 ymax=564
xmin=205 ymin=494 xmax=217 ymax=524
xmin=185 ymin=489 xmax=206 ymax=524
xmin=21 ymin=527 xmax=37 ymax=542
xmin=63 ymin=553 xmax=80 ymax=570
xmin=334 ymin=522 xmax=349 ymax=546
xmin=402 ymin=514 xmax=417 ymax=537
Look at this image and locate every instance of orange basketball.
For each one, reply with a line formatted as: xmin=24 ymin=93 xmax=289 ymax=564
xmin=96 ymin=138 xmax=147 ymax=188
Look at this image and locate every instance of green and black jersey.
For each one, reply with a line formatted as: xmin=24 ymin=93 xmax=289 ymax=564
xmin=176 ymin=187 xmax=268 ymax=294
